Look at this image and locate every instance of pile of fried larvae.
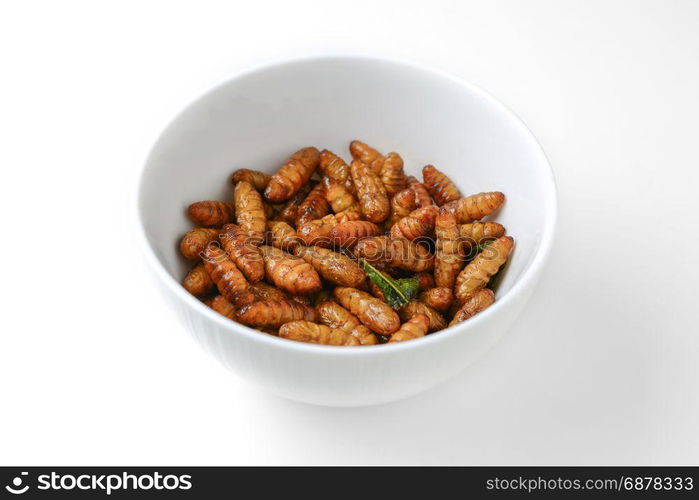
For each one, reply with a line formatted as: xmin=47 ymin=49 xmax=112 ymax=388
xmin=179 ymin=141 xmax=513 ymax=346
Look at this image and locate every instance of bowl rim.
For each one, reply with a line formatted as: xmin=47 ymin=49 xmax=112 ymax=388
xmin=135 ymin=53 xmax=557 ymax=356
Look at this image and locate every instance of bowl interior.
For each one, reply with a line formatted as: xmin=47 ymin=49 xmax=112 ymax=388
xmin=138 ymin=57 xmax=555 ymax=319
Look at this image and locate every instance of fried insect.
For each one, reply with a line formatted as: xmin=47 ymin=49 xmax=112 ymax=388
xmin=449 ymin=289 xmax=495 ymax=327
xmin=311 ymin=289 xmax=334 ymax=306
xmin=388 ymin=314 xmax=430 ymax=343
xmin=259 ymin=245 xmax=322 ymax=295
xmin=231 ymin=168 xmax=271 ymax=192
xmin=348 ymin=325 xmax=380 ymax=345
xmin=297 ymin=212 xmax=361 ymax=247
xmin=319 ymin=149 xmax=354 ymax=192
xmin=387 ymin=188 xmax=419 ymax=227
xmin=295 ymin=182 xmax=330 ymax=226
xmin=406 ymin=176 xmax=433 ymax=208
xmin=455 ymin=236 xmax=514 ymax=303
xmin=349 ymin=140 xmax=384 ymax=174
xmin=350 ymin=160 xmax=390 ymax=223
xmin=274 ymin=182 xmax=313 ymax=224
xmin=418 ymin=287 xmax=453 ymax=313
xmin=434 ymin=209 xmax=464 ymax=289
xmin=442 ymin=192 xmax=505 ymax=223
xmin=459 ymin=222 xmax=507 ymax=253
xmin=422 ymin=164 xmax=461 ymax=206
xmin=207 ymin=295 xmax=237 ymax=319
xmin=389 ymin=205 xmax=439 ymax=241
xmin=333 ymin=287 xmax=400 ymax=335
xmin=279 ymin=321 xmax=360 ymax=346
xmin=261 ymin=199 xmax=276 ymax=220
xmin=179 ymin=227 xmax=220 ymax=260
xmin=237 ymin=300 xmax=317 ymax=328
xmin=234 ymin=180 xmax=266 ymax=241
xmin=265 ymin=146 xmax=320 ymax=202
xmin=266 ymin=220 xmax=300 ymax=251
xmin=187 ymin=201 xmax=235 ymax=227
xmin=379 ymin=152 xmax=408 ymax=196
xmin=219 ymin=224 xmax=264 ymax=283
xmin=250 ymin=281 xmax=289 ymax=302
xmin=323 ymin=176 xmax=360 ymax=214
xmin=201 ymin=244 xmax=256 ymax=308
xmin=315 ymin=300 xmax=361 ymax=330
xmin=316 ymin=299 xmax=382 ymax=344
xmin=182 ymin=263 xmax=215 ymax=297
xmin=329 ymin=219 xmax=382 ymax=248
xmin=399 ymin=300 xmax=446 ymax=332
xmin=415 ymin=272 xmax=436 ymax=291
xmin=294 ymin=246 xmax=366 ymax=288
xmin=354 ymin=236 xmax=434 ymax=272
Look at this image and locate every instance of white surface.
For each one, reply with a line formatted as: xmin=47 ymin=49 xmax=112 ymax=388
xmin=1 ymin=0 xmax=697 ymax=464
xmin=138 ymin=56 xmax=556 ymax=406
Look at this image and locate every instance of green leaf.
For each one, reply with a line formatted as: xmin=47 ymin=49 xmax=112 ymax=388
xmin=361 ymin=260 xmax=420 ymax=309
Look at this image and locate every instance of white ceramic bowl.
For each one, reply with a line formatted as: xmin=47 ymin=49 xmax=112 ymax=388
xmin=137 ymin=55 xmax=556 ymax=407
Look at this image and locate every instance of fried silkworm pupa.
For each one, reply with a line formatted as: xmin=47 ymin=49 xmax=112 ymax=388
xmin=390 ymin=205 xmax=439 ymax=241
xmin=219 ymin=223 xmax=264 ymax=283
xmin=179 ymin=227 xmax=220 ymax=260
xmin=297 ymin=211 xmax=360 ymax=247
xmin=265 ymin=146 xmax=320 ymax=202
xmin=323 ymin=176 xmax=360 ymax=214
xmin=291 ymin=295 xmax=313 ymax=306
xmin=319 ymin=149 xmax=354 ymax=192
xmin=295 ymin=182 xmax=330 ymax=226
xmin=231 ymin=168 xmax=272 ymax=192
xmin=449 ymin=289 xmax=495 ymax=327
xmin=274 ymin=181 xmax=313 ymax=225
xmin=279 ymin=321 xmax=360 ymax=346
xmin=261 ymin=199 xmax=276 ymax=220
xmin=422 ymin=164 xmax=461 ymax=206
xmin=266 ymin=220 xmax=301 ymax=251
xmin=349 ymin=140 xmax=384 ymax=174
xmin=406 ymin=176 xmax=433 ymax=208
xmin=388 ymin=314 xmax=430 ymax=343
xmin=418 ymin=287 xmax=453 ymax=313
xmin=182 ymin=263 xmax=215 ymax=297
xmin=329 ymin=219 xmax=382 ymax=248
xmin=459 ymin=222 xmax=507 ymax=253
xmin=379 ymin=152 xmax=408 ymax=196
xmin=442 ymin=192 xmax=505 ymax=223
xmin=207 ymin=295 xmax=237 ymax=319
xmin=455 ymin=236 xmax=514 ymax=303
xmin=294 ymin=245 xmax=366 ymax=288
xmin=354 ymin=236 xmax=434 ymax=272
xmin=387 ymin=188 xmax=419 ymax=227
xmin=187 ymin=201 xmax=235 ymax=227
xmin=434 ymin=208 xmax=464 ymax=289
xmin=259 ymin=245 xmax=322 ymax=295
xmin=350 ymin=160 xmax=390 ymax=223
xmin=234 ymin=180 xmax=267 ymax=242
xmin=399 ymin=300 xmax=446 ymax=333
xmin=316 ymin=300 xmax=361 ymax=331
xmin=415 ymin=272 xmax=436 ymax=291
xmin=237 ymin=300 xmax=317 ymax=328
xmin=201 ymin=244 xmax=256 ymax=308
xmin=311 ymin=289 xmax=334 ymax=306
xmin=348 ymin=325 xmax=380 ymax=345
xmin=250 ymin=280 xmax=289 ymax=302
xmin=333 ymin=287 xmax=400 ymax=335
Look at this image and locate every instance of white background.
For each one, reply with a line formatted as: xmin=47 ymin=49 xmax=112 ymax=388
xmin=1 ymin=0 xmax=698 ymax=465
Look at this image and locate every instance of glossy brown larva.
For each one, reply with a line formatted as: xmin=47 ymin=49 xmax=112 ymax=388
xmin=178 ymin=143 xmax=513 ymax=346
